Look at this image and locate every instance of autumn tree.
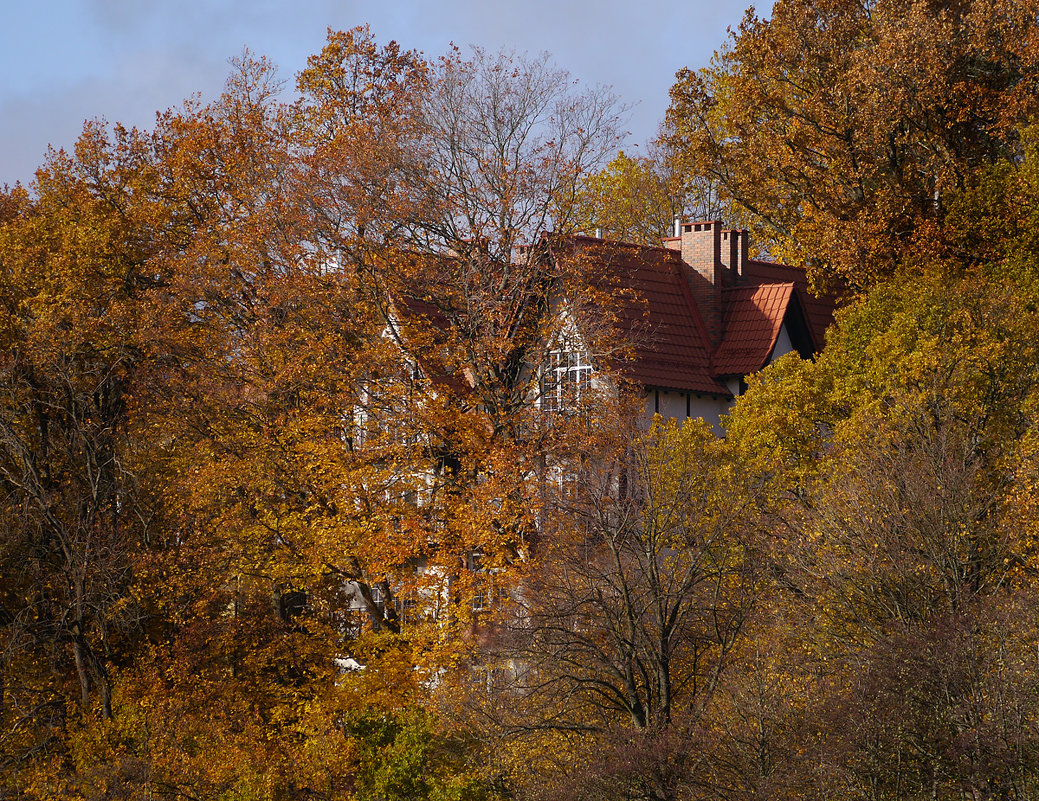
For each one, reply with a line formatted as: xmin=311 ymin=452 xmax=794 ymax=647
xmin=294 ymin=34 xmax=636 ymax=680
xmin=446 ymin=415 xmax=759 ymax=799
xmin=413 ymin=46 xmax=624 ymax=259
xmin=118 ymin=33 xmax=632 ymax=800
xmin=721 ymin=245 xmax=1039 ymax=798
xmin=294 ymin=24 xmax=429 ymax=267
xmin=0 ymin=123 xmax=180 ymax=784
xmin=0 ymin=50 xmax=427 ymax=798
xmin=382 ymin=44 xmax=628 ymax=431
xmin=666 ymin=0 xmax=1039 ymax=290
xmin=574 ymin=145 xmax=723 ymax=246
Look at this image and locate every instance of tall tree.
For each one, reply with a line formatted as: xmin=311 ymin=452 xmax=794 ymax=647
xmin=722 ymin=254 xmax=1039 ymax=798
xmin=0 ymin=121 xmax=175 ymax=769
xmin=296 ymin=34 xmax=640 ymax=682
xmin=666 ymin=0 xmax=1039 ymax=290
xmin=451 ymin=415 xmax=760 ymax=799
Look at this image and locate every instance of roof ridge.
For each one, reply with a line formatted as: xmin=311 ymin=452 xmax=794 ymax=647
xmin=566 ymin=234 xmax=686 ymax=257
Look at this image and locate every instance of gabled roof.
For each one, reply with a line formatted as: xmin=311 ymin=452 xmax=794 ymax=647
xmin=557 ymin=237 xmax=731 ymax=396
xmin=554 ymin=234 xmax=835 ymax=397
xmin=741 ymin=259 xmax=834 ymax=352
xmin=382 ymin=233 xmax=835 ymax=401
xmin=713 ymin=283 xmax=796 ymax=376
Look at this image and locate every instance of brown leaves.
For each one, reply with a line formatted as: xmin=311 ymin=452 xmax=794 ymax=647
xmin=666 ymin=0 xmax=1039 ymax=291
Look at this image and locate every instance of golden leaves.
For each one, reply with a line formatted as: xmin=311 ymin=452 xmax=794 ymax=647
xmin=666 ymin=0 xmax=1039 ymax=290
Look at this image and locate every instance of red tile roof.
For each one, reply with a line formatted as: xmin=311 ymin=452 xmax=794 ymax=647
xmin=713 ymin=283 xmax=794 ymax=375
xmin=556 ymin=236 xmax=835 ymax=397
xmin=557 ymin=237 xmax=731 ymax=396
xmin=615 ymin=256 xmax=733 ymax=395
xmin=387 ymin=235 xmax=836 ymax=401
xmin=741 ymin=259 xmax=835 ymax=352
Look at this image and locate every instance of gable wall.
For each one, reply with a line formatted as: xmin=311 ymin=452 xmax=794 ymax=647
xmin=769 ymin=323 xmax=795 ymax=366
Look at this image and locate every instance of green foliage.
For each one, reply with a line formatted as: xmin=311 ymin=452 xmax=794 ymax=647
xmin=722 ymin=248 xmax=1039 ymax=797
xmin=344 ymin=707 xmax=499 ymax=801
xmin=574 ymin=150 xmax=681 ymax=246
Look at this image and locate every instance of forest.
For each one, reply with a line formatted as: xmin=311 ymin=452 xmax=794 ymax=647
xmin=4 ymin=0 xmax=1039 ymax=798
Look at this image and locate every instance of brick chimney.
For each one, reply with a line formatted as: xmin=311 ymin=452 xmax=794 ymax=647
xmin=665 ymin=220 xmax=724 ymax=345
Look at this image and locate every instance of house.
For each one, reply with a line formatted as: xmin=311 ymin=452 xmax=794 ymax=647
xmin=545 ymin=220 xmax=835 ymax=427
xmin=379 ymin=221 xmax=835 ymax=428
xmin=342 ymin=220 xmax=835 ymax=635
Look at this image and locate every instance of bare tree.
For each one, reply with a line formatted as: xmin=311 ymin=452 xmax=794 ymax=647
xmin=382 ymin=47 xmax=628 ymax=432
xmin=413 ymin=46 xmax=626 ymax=262
xmin=483 ymin=419 xmax=759 ymax=736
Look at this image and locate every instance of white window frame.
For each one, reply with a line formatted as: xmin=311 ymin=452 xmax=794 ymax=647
xmin=540 ymin=343 xmax=593 ymax=412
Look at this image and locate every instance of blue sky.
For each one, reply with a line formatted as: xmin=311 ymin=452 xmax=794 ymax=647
xmin=1 ymin=0 xmax=764 ymax=187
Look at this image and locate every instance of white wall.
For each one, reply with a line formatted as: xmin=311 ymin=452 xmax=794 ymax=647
xmin=637 ymin=322 xmax=802 ymax=432
xmin=769 ymin=323 xmax=794 ymax=365
xmin=641 ymin=388 xmax=732 ymax=432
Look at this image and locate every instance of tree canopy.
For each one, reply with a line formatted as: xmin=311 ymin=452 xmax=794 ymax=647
xmin=6 ymin=12 xmax=1039 ymax=801
xmin=666 ymin=0 xmax=1039 ymax=290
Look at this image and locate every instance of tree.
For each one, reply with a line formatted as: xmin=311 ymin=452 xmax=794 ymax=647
xmin=413 ymin=46 xmax=624 ymax=261
xmin=294 ymin=25 xmax=429 ymax=263
xmin=376 ymin=45 xmax=628 ymax=434
xmin=666 ymin=0 xmax=1039 ymax=290
xmin=574 ymin=150 xmax=681 ymax=246
xmin=574 ymin=142 xmax=728 ymax=247
xmin=722 ymin=253 xmax=1039 ymax=798
xmin=0 ymin=52 xmax=407 ymax=798
xmin=0 ymin=122 xmax=175 ymax=780
xmin=457 ymin=416 xmax=759 ymax=799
